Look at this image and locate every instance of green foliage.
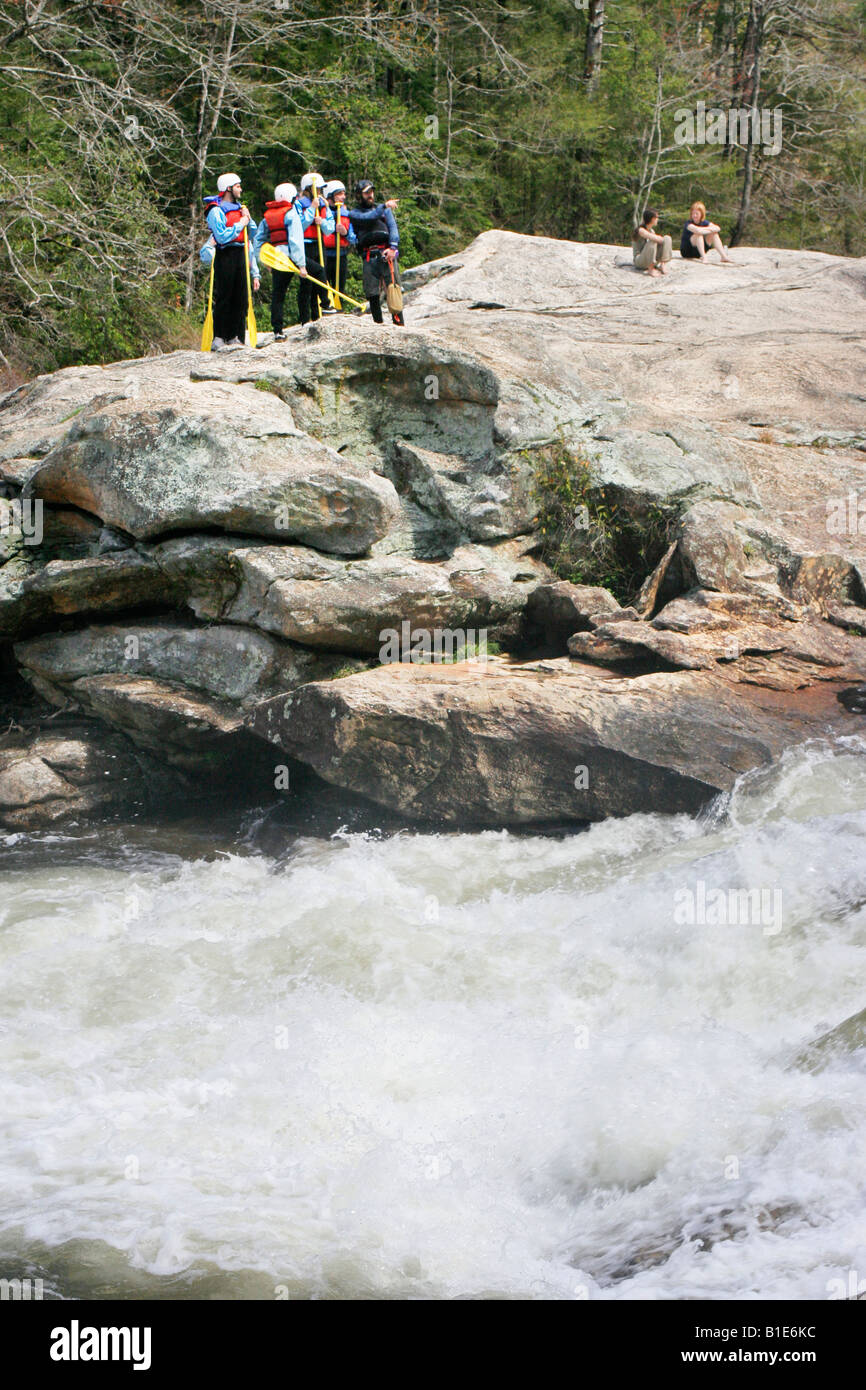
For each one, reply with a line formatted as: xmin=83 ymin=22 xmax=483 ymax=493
xmin=530 ymin=441 xmax=677 ymax=605
xmin=2 ymin=0 xmax=865 ymax=380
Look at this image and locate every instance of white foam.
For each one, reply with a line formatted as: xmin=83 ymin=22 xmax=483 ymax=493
xmin=2 ymin=742 xmax=866 ymax=1299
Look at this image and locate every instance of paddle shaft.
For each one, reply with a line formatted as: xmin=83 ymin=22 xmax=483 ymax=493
xmin=311 ymin=179 xmax=335 ymax=307
xmin=243 ymin=226 xmax=257 ymax=347
xmin=200 ymin=254 xmax=215 ymax=351
xmin=258 ymin=241 xmax=366 ymax=309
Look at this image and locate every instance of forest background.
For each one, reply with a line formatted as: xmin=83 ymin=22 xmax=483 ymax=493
xmin=0 ymin=0 xmax=863 ymax=381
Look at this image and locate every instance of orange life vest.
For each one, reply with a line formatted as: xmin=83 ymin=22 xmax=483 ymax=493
xmin=263 ymin=199 xmax=292 ymax=245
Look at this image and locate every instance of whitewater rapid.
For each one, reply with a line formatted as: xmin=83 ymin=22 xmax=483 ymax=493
xmin=2 ymin=740 xmax=866 ymax=1300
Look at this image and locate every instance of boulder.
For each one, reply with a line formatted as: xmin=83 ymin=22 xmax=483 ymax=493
xmin=222 ymin=538 xmax=548 ymax=653
xmin=0 ymin=533 xmax=263 ymax=643
xmin=192 ymin=320 xmax=536 ymax=546
xmin=23 ymin=381 xmax=399 ymax=553
xmin=0 ymin=722 xmax=164 ymax=828
xmin=247 ymin=658 xmax=852 ymax=827
xmin=568 ymin=612 xmax=866 ymax=688
xmin=14 ymin=620 xmax=363 ymax=713
xmin=1 ymin=549 xmax=178 ymax=641
xmin=523 ymin=580 xmax=622 ymax=651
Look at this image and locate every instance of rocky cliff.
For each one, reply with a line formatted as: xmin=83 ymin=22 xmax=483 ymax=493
xmin=2 ymin=230 xmax=865 ymax=829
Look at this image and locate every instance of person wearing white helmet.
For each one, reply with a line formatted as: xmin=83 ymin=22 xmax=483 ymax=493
xmin=294 ymin=172 xmax=330 ymax=324
xmin=252 ymin=181 xmax=307 ymax=341
xmin=320 ymin=180 xmax=356 ymax=310
xmin=203 ymin=172 xmax=260 ymax=351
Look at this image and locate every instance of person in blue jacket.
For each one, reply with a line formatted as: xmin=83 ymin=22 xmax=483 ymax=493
xmin=320 ymin=180 xmax=356 ymax=311
xmin=346 ymin=179 xmax=403 ymax=326
xmin=201 ymin=172 xmax=260 ymax=351
xmin=252 ymin=182 xmax=308 ymax=340
xmin=294 ymin=171 xmax=331 ymax=323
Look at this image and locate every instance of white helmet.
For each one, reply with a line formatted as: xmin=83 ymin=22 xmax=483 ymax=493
xmin=323 ymin=180 xmax=346 ymax=198
xmin=274 ymin=182 xmax=297 ymax=203
xmin=299 ymin=171 xmax=324 ymax=192
xmin=217 ymin=172 xmax=241 ymax=193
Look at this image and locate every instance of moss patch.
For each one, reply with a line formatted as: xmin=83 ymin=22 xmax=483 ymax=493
xmin=529 ymin=441 xmax=678 ymax=605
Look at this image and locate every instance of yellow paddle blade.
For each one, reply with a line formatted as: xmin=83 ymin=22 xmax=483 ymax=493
xmin=200 ymin=257 xmax=215 ymax=352
xmin=259 ymin=240 xmax=290 ymax=272
xmin=259 ymin=242 xmax=366 ymax=310
xmin=243 ymin=228 xmax=257 ymax=349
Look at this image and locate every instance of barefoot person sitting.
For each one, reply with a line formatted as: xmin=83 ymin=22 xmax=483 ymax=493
xmin=680 ymin=202 xmax=733 ymax=263
xmin=633 ymin=209 xmax=672 ymax=276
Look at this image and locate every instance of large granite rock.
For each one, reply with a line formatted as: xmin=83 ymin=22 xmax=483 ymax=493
xmin=13 ymin=621 xmax=365 ymax=765
xmin=15 ymin=620 xmax=358 ymax=712
xmin=568 ymin=606 xmax=866 ymax=689
xmin=218 ymin=537 xmax=547 ymax=653
xmin=247 ymin=658 xmax=853 ymax=827
xmin=2 ymin=230 xmax=866 ymax=828
xmin=22 ymin=381 xmax=399 ymax=553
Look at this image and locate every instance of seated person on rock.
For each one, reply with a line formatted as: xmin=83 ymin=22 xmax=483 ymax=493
xmin=680 ymin=202 xmax=733 ymax=264
xmin=632 ymin=209 xmax=672 ymax=276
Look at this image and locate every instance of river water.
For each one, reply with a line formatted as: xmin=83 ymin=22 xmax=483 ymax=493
xmin=2 ymin=739 xmax=866 ymax=1301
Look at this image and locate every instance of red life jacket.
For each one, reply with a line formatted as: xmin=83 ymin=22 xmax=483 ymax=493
xmin=223 ymin=206 xmax=246 ymax=243
xmin=302 ymin=195 xmax=326 ymax=241
xmin=204 ymin=197 xmax=246 ymax=244
xmin=263 ymin=199 xmax=292 ymax=245
xmin=322 ymin=208 xmax=350 ymax=250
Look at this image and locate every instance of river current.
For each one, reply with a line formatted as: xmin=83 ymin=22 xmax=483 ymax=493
xmin=2 ymin=739 xmax=865 ymax=1300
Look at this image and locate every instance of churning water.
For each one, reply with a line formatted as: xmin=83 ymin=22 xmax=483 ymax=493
xmin=2 ymin=740 xmax=866 ymax=1301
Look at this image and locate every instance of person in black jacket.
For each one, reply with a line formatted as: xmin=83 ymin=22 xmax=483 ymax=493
xmin=347 ymin=179 xmax=404 ymax=325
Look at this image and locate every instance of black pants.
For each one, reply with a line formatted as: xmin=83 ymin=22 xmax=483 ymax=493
xmin=362 ymin=247 xmax=402 ymax=324
xmin=325 ymin=254 xmax=347 ymax=298
xmin=297 ymin=249 xmax=329 ymax=323
xmin=270 ymin=268 xmax=292 ymax=333
xmin=213 ymin=243 xmax=248 ymax=342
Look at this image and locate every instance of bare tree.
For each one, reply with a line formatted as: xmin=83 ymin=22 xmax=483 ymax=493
xmin=584 ymin=0 xmax=606 ymax=89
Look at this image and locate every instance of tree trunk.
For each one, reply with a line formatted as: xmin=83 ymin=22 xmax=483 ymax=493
xmin=183 ymin=12 xmax=238 ymax=311
xmin=584 ymin=0 xmax=606 ymax=88
xmin=730 ymin=135 xmax=755 ymax=246
xmin=437 ymin=67 xmax=454 ymax=211
xmin=730 ymin=1 xmax=764 ymax=245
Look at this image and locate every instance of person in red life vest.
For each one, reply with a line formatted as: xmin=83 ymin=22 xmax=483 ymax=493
xmin=252 ymin=182 xmax=307 ymax=341
xmin=295 ymin=171 xmax=330 ymax=324
xmin=320 ymin=181 xmax=356 ymax=311
xmin=346 ymin=179 xmax=404 ymax=326
xmin=204 ymin=173 xmax=260 ymax=352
